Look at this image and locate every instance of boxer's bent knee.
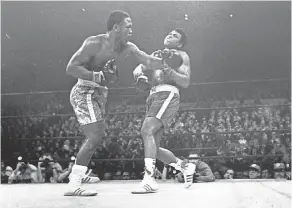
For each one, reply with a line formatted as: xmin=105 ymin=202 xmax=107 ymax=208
xmin=82 ymin=121 xmax=105 ymax=140
xmin=141 ymin=117 xmax=163 ymax=138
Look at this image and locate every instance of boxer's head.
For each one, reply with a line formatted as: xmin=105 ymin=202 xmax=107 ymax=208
xmin=164 ymin=29 xmax=187 ymax=49
xmin=107 ymin=10 xmax=132 ymax=44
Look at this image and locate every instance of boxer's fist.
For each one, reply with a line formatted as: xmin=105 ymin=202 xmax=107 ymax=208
xmin=163 ymin=50 xmax=183 ymax=70
xmin=135 ymin=75 xmax=151 ymax=92
xmin=102 ymin=59 xmax=119 ymax=84
xmin=159 ymin=48 xmax=175 ymax=59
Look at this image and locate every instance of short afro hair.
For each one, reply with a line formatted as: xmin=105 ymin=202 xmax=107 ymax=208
xmin=174 ymin=28 xmax=187 ymax=48
xmin=107 ymin=10 xmax=130 ymax=31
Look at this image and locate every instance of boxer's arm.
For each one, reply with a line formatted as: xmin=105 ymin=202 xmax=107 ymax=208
xmin=196 ymin=168 xmax=215 ymax=182
xmin=127 ymin=42 xmax=165 ymax=69
xmin=133 ymin=50 xmax=158 ymax=77
xmin=167 ymin=51 xmax=191 ymax=88
xmin=66 ymin=36 xmax=101 ymax=81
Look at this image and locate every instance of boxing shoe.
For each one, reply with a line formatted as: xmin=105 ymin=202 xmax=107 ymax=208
xmin=181 ymin=161 xmax=196 ymax=188
xmin=131 ymin=174 xmax=158 ymax=194
xmin=82 ymin=169 xmax=100 ymax=184
xmin=64 ymin=165 xmax=97 ymax=197
xmin=68 ymin=169 xmax=100 ymax=184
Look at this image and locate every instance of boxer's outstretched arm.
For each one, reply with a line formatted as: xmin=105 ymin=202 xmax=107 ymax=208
xmin=66 ymin=36 xmax=100 ymax=81
xmin=167 ymin=51 xmax=191 ymax=88
xmin=127 ymin=42 xmax=164 ymax=69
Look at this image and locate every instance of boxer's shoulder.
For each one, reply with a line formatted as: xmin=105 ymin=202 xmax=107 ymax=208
xmin=179 ymin=51 xmax=190 ymax=64
xmin=80 ymin=35 xmax=104 ymax=54
xmin=85 ymin=35 xmax=110 ymax=48
xmin=126 ymin=41 xmax=137 ymax=48
xmin=124 ymin=41 xmax=139 ymax=53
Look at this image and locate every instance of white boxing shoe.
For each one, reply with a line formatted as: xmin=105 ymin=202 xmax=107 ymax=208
xmin=81 ymin=169 xmax=100 ymax=184
xmin=64 ymin=169 xmax=98 ymax=197
xmin=131 ymin=174 xmax=158 ymax=194
xmin=181 ymin=162 xmax=196 ymax=188
xmin=64 ymin=187 xmax=98 ymax=197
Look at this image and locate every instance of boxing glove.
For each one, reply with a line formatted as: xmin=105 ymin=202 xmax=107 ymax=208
xmin=102 ymin=59 xmax=119 ymax=84
xmin=135 ymin=75 xmax=151 ymax=92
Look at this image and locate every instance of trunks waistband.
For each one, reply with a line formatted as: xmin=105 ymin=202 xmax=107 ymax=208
xmin=76 ymin=79 xmax=108 ymax=90
xmin=150 ymin=84 xmax=179 ymax=96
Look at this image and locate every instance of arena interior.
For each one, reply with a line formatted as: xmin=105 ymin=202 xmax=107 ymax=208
xmin=1 ymin=1 xmax=291 ymax=208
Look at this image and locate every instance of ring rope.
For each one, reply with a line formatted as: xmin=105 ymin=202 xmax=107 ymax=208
xmin=1 ymin=78 xmax=290 ymax=96
xmin=16 ymin=129 xmax=290 ymax=140
xmin=13 ymin=154 xmax=283 ymax=163
xmin=1 ymin=104 xmax=290 ymax=119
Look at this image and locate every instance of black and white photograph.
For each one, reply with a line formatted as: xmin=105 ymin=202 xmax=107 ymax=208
xmin=1 ymin=1 xmax=291 ymax=207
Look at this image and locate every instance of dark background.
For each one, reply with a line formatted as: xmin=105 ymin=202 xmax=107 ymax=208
xmin=1 ymin=1 xmax=291 ymax=94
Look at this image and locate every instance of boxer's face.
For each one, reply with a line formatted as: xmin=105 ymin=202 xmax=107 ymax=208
xmin=164 ymin=30 xmax=182 ymax=48
xmin=117 ymin=17 xmax=132 ymax=44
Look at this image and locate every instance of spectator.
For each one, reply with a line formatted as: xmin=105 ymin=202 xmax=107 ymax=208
xmin=8 ymin=160 xmax=38 ymax=184
xmin=224 ymin=169 xmax=235 ymax=179
xmin=1 ymin=162 xmax=13 ymax=184
xmin=235 ymin=171 xmax=243 ymax=179
xmin=37 ymin=153 xmax=62 ymax=183
xmin=273 ymin=163 xmax=285 ymax=179
xmin=1 ymin=88 xmax=291 ymax=180
xmin=248 ymin=164 xmax=261 ymax=179
xmin=177 ymin=153 xmax=215 ymax=183
xmin=285 ymin=163 xmax=291 ymax=180
xmin=261 ymin=168 xmax=272 ymax=179
xmin=214 ymin=171 xmax=222 ymax=179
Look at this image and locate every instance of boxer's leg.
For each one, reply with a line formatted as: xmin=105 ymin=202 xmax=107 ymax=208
xmin=65 ymin=86 xmax=105 ymax=196
xmin=152 ymin=92 xmax=196 ymax=188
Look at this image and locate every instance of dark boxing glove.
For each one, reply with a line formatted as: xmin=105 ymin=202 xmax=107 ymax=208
xmin=102 ymin=59 xmax=119 ymax=84
xmin=162 ymin=49 xmax=183 ymax=69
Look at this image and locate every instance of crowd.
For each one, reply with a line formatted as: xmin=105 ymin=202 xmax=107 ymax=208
xmin=1 ymin=85 xmax=291 ymax=183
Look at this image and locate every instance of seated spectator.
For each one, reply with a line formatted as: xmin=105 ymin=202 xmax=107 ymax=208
xmin=122 ymin=172 xmax=130 ymax=180
xmin=242 ymin=170 xmax=250 ymax=179
xmin=131 ymin=172 xmax=137 ymax=180
xmin=214 ymin=171 xmax=222 ymax=179
xmin=224 ymin=169 xmax=235 ymax=179
xmin=177 ymin=153 xmax=215 ymax=183
xmin=56 ymin=162 xmax=73 ymax=183
xmin=248 ymin=164 xmax=261 ymax=179
xmin=1 ymin=162 xmax=13 ymax=184
xmin=235 ymin=171 xmax=243 ymax=179
xmin=285 ymin=163 xmax=291 ymax=180
xmin=37 ymin=153 xmax=61 ymax=183
xmin=103 ymin=172 xmax=112 ymax=180
xmin=8 ymin=158 xmax=38 ymax=184
xmin=261 ymin=168 xmax=272 ymax=179
xmin=273 ymin=163 xmax=285 ymax=179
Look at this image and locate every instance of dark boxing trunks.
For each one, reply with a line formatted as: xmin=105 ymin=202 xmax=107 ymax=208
xmin=145 ymin=84 xmax=180 ymax=128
